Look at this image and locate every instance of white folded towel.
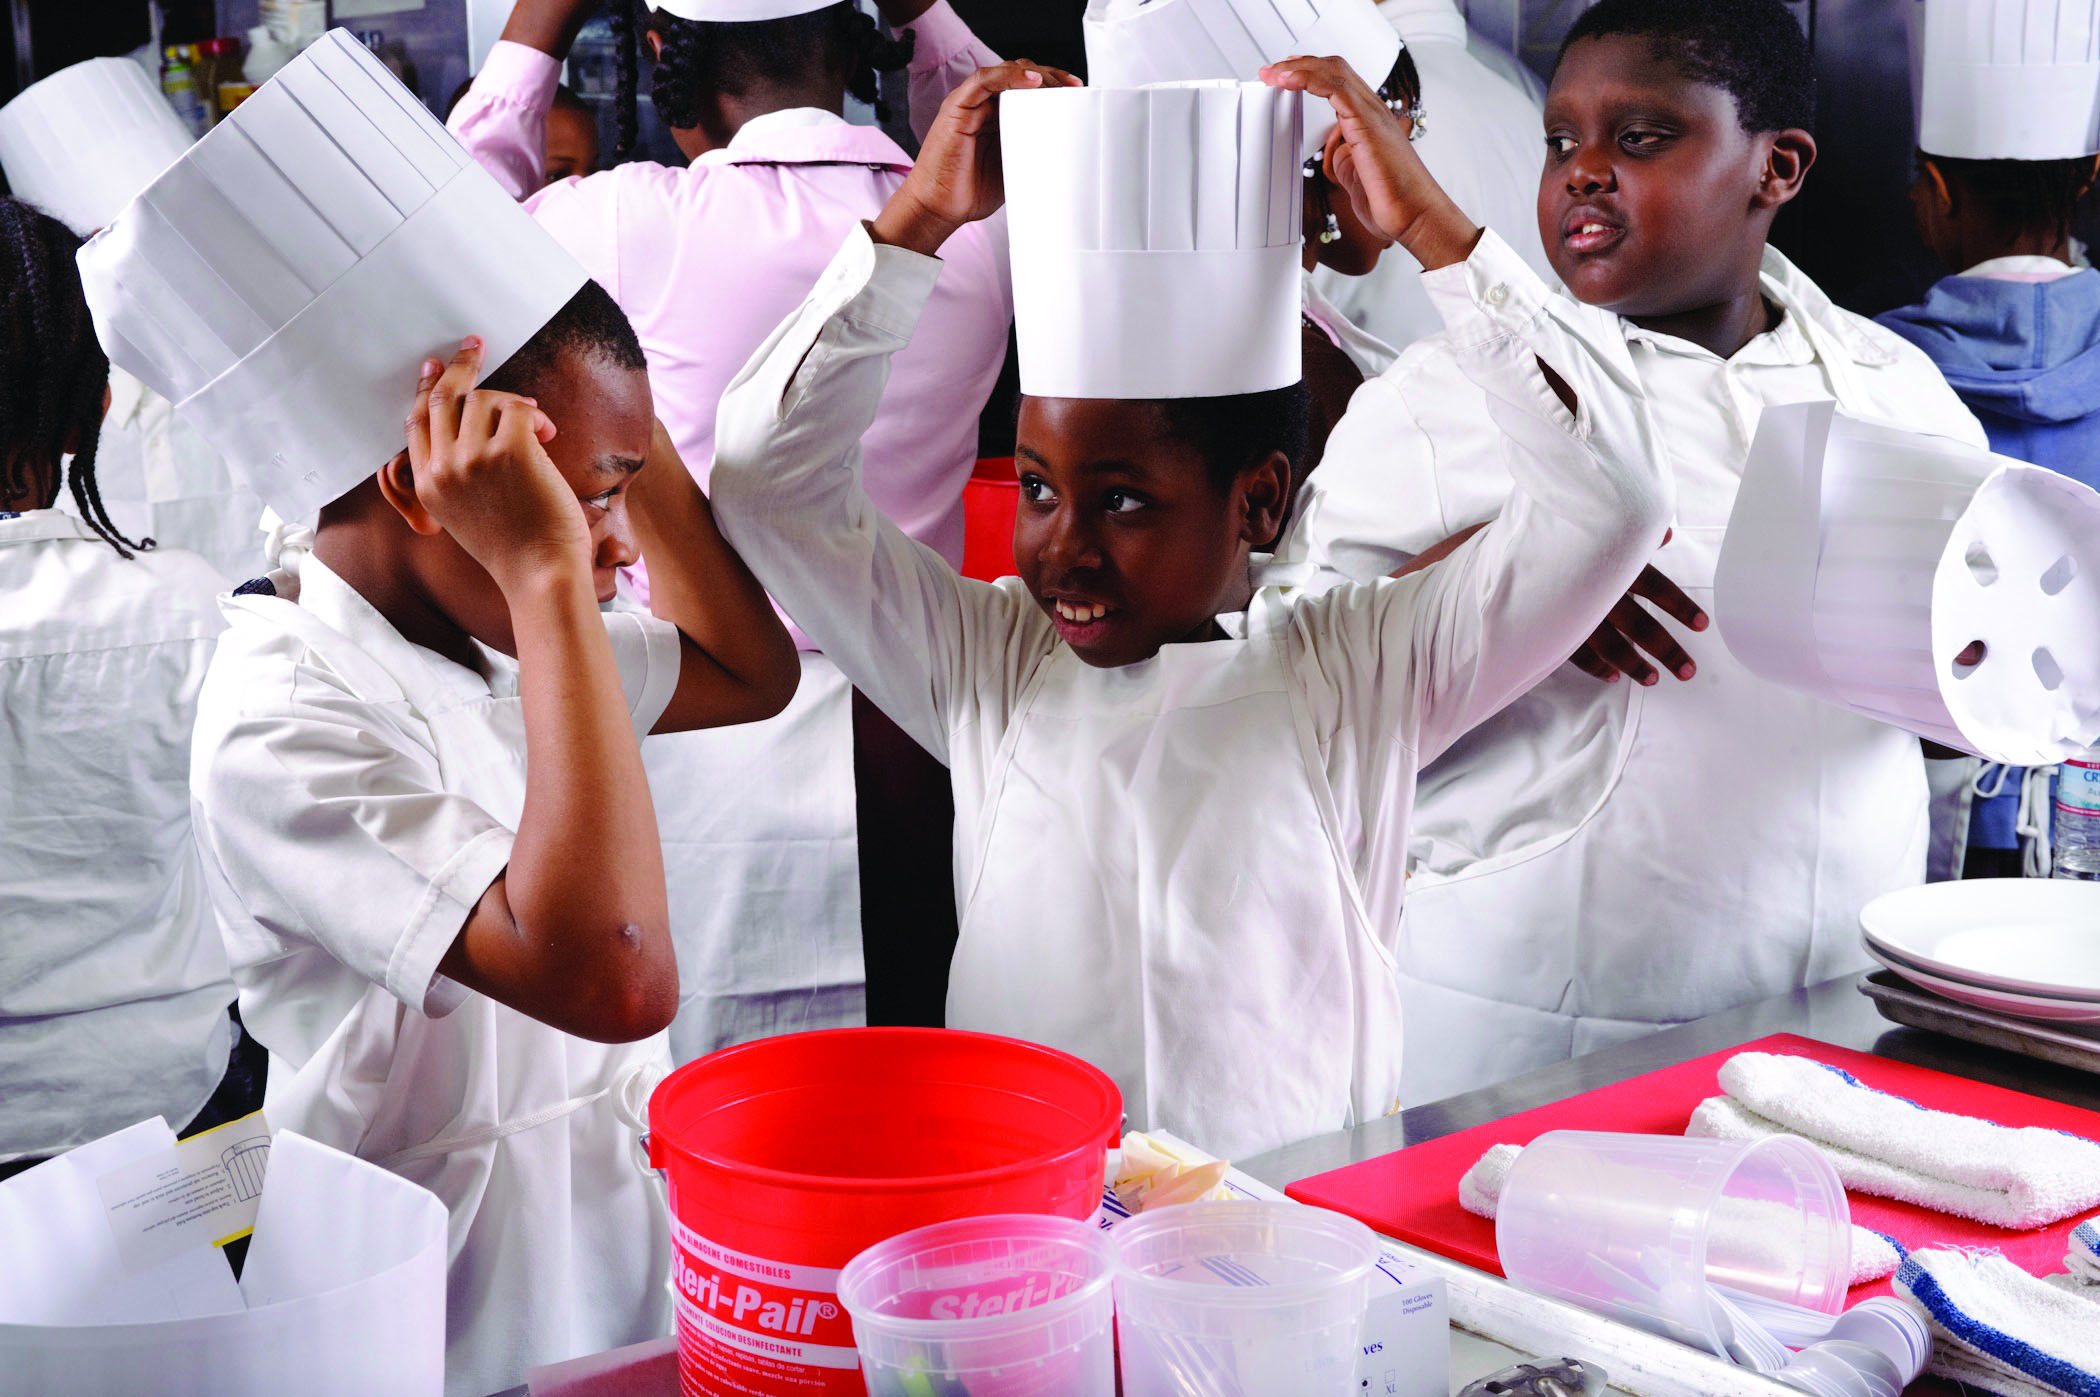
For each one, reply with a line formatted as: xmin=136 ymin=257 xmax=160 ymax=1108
xmin=1894 ymin=1248 xmax=2100 ymax=1397
xmin=1686 ymin=1053 xmax=2100 ymax=1230
xmin=1456 ymin=1141 xmax=1903 ymax=1285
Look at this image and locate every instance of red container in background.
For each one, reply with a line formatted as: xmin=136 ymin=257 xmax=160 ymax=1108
xmin=648 ymin=1027 xmax=1122 ymax=1397
xmin=961 ymin=456 xmax=1019 ymax=582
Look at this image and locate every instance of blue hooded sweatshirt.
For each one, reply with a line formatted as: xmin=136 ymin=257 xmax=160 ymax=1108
xmin=1878 ymin=268 xmax=2100 ymax=853
xmin=1877 ymin=267 xmax=2100 ymax=490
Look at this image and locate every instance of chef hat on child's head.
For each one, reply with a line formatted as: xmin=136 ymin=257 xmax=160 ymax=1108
xmin=1919 ymin=0 xmax=2100 ymax=159
xmin=76 ymin=30 xmax=587 ymax=522
xmin=0 ymin=59 xmax=193 ymax=236
xmin=650 ymin=0 xmax=837 ymax=17
xmin=1083 ymin=0 xmax=1400 ymax=157
xmin=1000 ymin=81 xmax=1304 ymax=401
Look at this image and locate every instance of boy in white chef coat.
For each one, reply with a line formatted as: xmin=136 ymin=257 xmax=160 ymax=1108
xmin=708 ymin=59 xmax=1672 ymax=1160
xmin=1277 ymin=0 xmax=1989 ymax=1101
xmin=79 ymin=34 xmax=798 ymax=1395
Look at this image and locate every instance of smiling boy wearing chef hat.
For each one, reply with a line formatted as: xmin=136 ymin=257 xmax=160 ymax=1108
xmin=78 ymin=30 xmax=797 ymax=1394
xmin=1275 ymin=0 xmax=1990 ymax=1103
xmin=1877 ymin=0 xmax=2100 ymax=880
xmin=707 ymin=58 xmax=1670 ymax=1159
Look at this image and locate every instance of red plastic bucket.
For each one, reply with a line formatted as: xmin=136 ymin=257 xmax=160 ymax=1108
xmin=647 ymin=1027 xmax=1122 ymax=1397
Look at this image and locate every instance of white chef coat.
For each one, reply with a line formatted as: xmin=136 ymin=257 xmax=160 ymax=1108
xmin=189 ymin=553 xmax=682 ymax=1396
xmin=1304 ymin=268 xmax=1400 ymax=378
xmin=709 ymin=223 xmax=1671 ymax=1159
xmin=1282 ymin=243 xmax=1988 ymax=1102
xmin=62 ymin=367 xmax=267 ymax=585
xmin=0 ymin=509 xmax=234 ymax=1162
xmin=1308 ymin=0 xmax=1555 ymax=353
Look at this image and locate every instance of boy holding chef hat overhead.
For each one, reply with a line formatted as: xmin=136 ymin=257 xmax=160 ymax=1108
xmin=708 ymin=57 xmax=1672 ymax=1159
xmin=0 ymin=56 xmax=266 ymax=582
xmin=453 ymin=0 xmax=1015 ymax=1049
xmin=1879 ymin=0 xmax=2100 ymax=879
xmin=80 ymin=31 xmax=797 ymax=1394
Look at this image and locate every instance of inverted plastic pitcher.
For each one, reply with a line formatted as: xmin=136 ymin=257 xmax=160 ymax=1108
xmin=838 ymin=1215 xmax=1115 ymax=1397
xmin=1495 ymin=1131 xmax=1851 ymax=1357
xmin=1112 ymin=1201 xmax=1378 ymax=1397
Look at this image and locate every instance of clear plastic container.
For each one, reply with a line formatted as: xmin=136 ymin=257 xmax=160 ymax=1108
xmin=1495 ymin=1131 xmax=1852 ymax=1357
xmin=1112 ymin=1201 xmax=1378 ymax=1397
xmin=836 ymin=1214 xmax=1116 ymax=1397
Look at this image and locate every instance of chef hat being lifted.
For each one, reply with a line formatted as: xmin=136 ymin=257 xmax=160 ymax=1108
xmin=1083 ymin=0 xmax=1400 ymax=156
xmin=0 ymin=59 xmax=193 ymax=236
xmin=76 ymin=30 xmax=587 ymax=522
xmin=649 ymin=0 xmax=838 ymax=18
xmin=1919 ymin=0 xmax=2100 ymax=159
xmin=1000 ymin=82 xmax=1303 ymax=401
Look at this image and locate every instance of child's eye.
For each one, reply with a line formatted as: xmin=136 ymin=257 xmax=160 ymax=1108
xmin=1545 ymin=134 xmax=1577 ymax=158
xmin=1104 ymin=489 xmax=1147 ymax=515
xmin=1619 ymin=129 xmax=1666 ymax=150
xmin=1020 ymin=474 xmax=1059 ymax=505
xmin=584 ymin=488 xmax=621 ymax=513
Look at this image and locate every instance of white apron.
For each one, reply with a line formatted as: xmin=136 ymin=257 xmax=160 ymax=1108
xmin=1392 ymin=319 xmax=1927 ymax=1103
xmin=229 ymin=583 xmax=673 ymax=1396
xmin=649 ymin=651 xmax=865 ymax=1064
xmin=943 ymin=598 xmax=1403 ymax=1162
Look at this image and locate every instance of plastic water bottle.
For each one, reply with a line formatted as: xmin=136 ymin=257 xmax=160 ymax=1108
xmin=2054 ymin=748 xmax=2100 ymax=879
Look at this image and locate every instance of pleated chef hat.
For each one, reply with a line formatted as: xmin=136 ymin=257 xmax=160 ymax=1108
xmin=1083 ymin=0 xmax=1400 ymax=156
xmin=650 ymin=0 xmax=837 ymax=18
xmin=76 ymin=30 xmax=587 ymax=522
xmin=1715 ymin=401 xmax=2100 ymax=765
xmin=0 ymin=59 xmax=193 ymax=236
xmin=1000 ymin=82 xmax=1304 ymax=400
xmin=1919 ymin=0 xmax=2100 ymax=159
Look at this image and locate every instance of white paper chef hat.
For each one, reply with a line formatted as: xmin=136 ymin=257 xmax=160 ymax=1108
xmin=1000 ymin=82 xmax=1303 ymax=400
xmin=1083 ymin=0 xmax=1400 ymax=156
xmin=1716 ymin=400 xmax=2100 ymax=764
xmin=0 ymin=1123 xmax=447 ymax=1396
xmin=0 ymin=58 xmax=192 ymax=236
xmin=76 ymin=29 xmax=587 ymax=522
xmin=1919 ymin=0 xmax=2100 ymax=159
xmin=651 ymin=0 xmax=838 ymax=19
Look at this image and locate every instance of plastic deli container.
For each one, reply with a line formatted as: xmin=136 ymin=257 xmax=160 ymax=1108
xmin=1495 ymin=1130 xmax=1852 ymax=1357
xmin=646 ymin=1027 xmax=1122 ymax=1397
xmin=1112 ymin=1200 xmax=1379 ymax=1397
xmin=837 ymin=1214 xmax=1116 ymax=1397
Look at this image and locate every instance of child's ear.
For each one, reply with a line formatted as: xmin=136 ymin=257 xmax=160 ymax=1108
xmin=375 ymin=451 xmax=446 ymax=537
xmin=1240 ymin=450 xmax=1292 ymax=550
xmin=1922 ymin=158 xmax=1957 ymax=213
xmin=1754 ymin=129 xmax=1817 ymax=210
xmin=645 ymin=27 xmax=665 ymax=62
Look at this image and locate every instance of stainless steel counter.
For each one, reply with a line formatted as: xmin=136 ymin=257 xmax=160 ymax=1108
xmin=1240 ymin=973 xmax=2100 ymax=1191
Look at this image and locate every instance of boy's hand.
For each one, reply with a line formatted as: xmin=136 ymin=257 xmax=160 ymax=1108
xmin=404 ymin=338 xmax=591 ymax=594
xmin=1260 ymin=55 xmax=1479 ymax=272
xmin=497 ymin=0 xmax=600 ymax=60
xmin=1569 ymin=563 xmax=1708 ymax=686
xmin=870 ymin=60 xmax=1080 ymax=257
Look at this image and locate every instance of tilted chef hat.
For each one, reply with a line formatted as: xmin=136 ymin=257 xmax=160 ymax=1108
xmin=1083 ymin=0 xmax=1401 ymax=156
xmin=1715 ymin=400 xmax=2100 ymax=764
xmin=1000 ymin=82 xmax=1303 ymax=400
xmin=1919 ymin=0 xmax=2100 ymax=159
xmin=650 ymin=0 xmax=838 ymax=18
xmin=0 ymin=58 xmax=193 ymax=236
xmin=76 ymin=30 xmax=586 ymax=522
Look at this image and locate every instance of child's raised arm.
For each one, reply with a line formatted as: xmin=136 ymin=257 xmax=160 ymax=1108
xmin=408 ymin=341 xmax=677 ymax=1044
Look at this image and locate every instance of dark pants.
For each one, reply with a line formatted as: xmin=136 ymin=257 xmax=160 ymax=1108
xmin=0 ymin=1006 xmax=268 ymax=1184
xmin=852 ymin=690 xmax=960 ymax=1027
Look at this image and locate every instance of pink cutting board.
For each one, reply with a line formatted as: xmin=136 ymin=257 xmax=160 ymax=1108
xmin=1285 ymin=1033 xmax=2100 ymax=1300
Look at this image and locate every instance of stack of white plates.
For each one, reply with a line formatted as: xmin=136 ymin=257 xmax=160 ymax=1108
xmin=1859 ymin=880 xmax=2100 ymax=1023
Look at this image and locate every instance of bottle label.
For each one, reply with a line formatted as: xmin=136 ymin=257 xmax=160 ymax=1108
xmin=2058 ymin=760 xmax=2100 ymax=816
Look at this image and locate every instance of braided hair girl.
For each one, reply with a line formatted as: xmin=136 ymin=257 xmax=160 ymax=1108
xmin=606 ymin=1 xmax=913 ymax=157
xmin=0 ymin=198 xmax=143 ymax=555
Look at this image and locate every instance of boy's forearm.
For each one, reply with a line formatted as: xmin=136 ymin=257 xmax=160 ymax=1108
xmin=629 ymin=464 xmax=800 ymax=728
xmin=504 ymin=569 xmax=675 ymax=1022
xmin=499 ymin=0 xmax=594 ymax=60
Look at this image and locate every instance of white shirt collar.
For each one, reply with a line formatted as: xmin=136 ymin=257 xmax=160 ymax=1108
xmin=1960 ymin=254 xmax=2080 ymax=283
xmin=1616 ymin=242 xmax=1893 ymax=369
xmin=728 ymin=107 xmax=850 ymax=149
xmin=0 ymin=507 xmax=101 ymax=547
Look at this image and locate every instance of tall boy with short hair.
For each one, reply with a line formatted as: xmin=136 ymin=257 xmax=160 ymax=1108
xmin=1280 ymin=0 xmax=1988 ymax=1100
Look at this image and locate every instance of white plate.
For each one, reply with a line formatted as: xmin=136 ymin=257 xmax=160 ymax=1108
xmin=1863 ymin=943 xmax=2100 ymax=1023
xmin=1858 ymin=879 xmax=2100 ymax=999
